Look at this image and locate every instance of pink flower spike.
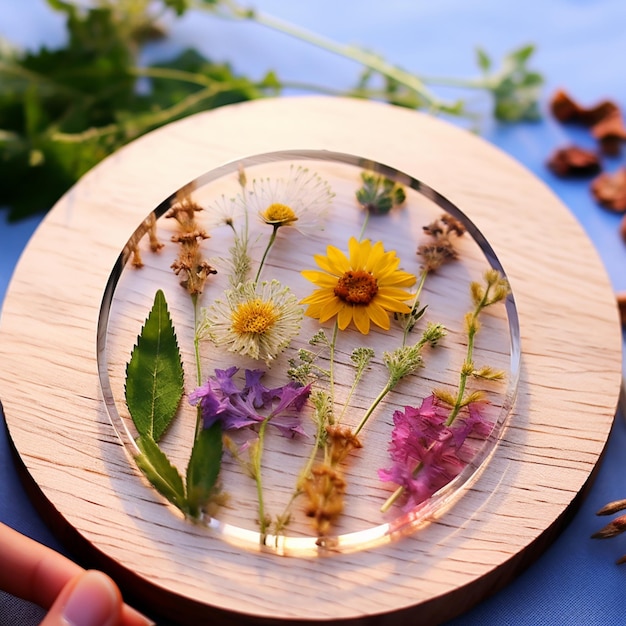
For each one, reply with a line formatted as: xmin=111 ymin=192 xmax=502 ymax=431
xmin=378 ymin=395 xmax=493 ymax=510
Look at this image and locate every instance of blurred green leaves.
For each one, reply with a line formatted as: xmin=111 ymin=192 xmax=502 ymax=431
xmin=0 ymin=0 xmax=543 ymax=221
xmin=0 ymin=0 xmax=273 ymax=220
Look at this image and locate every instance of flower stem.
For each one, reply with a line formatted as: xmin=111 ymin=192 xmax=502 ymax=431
xmin=381 ymin=485 xmax=404 ymax=513
xmin=445 ymin=285 xmax=490 ymax=426
xmin=254 ymin=224 xmax=279 ymax=284
xmin=192 ymin=294 xmax=204 ymax=440
xmin=254 ymin=419 xmax=270 ymax=535
xmin=358 ymin=210 xmax=370 ymax=242
xmin=328 ymin=322 xmax=339 ymax=422
xmin=402 ymin=268 xmax=429 ymax=346
xmin=208 ymin=0 xmax=452 ymax=113
xmin=353 ymin=381 xmax=392 ymax=436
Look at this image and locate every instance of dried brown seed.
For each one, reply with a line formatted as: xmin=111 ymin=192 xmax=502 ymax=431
xmin=597 ymin=498 xmax=626 ymax=516
xmin=549 ymin=89 xmax=619 ymax=125
xmin=547 ymin=146 xmax=601 ymax=177
xmin=617 ymin=292 xmax=626 ymax=327
xmin=591 ymin=110 xmax=626 ymax=156
xmin=591 ymin=168 xmax=626 ymax=212
xmin=592 ymin=513 xmax=626 ymax=539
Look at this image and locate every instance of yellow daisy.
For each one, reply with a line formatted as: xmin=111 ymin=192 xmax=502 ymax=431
xmin=301 ymin=237 xmax=416 ymax=335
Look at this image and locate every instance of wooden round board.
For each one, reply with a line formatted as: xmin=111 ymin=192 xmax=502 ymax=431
xmin=0 ymin=96 xmax=622 ymax=625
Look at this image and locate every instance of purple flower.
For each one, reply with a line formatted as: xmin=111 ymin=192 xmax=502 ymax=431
xmin=189 ymin=367 xmax=311 ymax=437
xmin=378 ymin=394 xmax=493 ymax=510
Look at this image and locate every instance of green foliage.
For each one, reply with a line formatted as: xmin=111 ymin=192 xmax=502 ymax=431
xmin=479 ymin=45 xmax=544 ymax=122
xmin=126 ymin=289 xmax=223 ymax=518
xmin=186 ymin=422 xmax=223 ymax=517
xmin=0 ymin=1 xmax=268 ymax=220
xmin=1 ymin=0 xmax=544 ymax=221
xmin=355 ymin=172 xmax=406 ymax=215
xmin=136 ymin=434 xmax=188 ymax=511
xmin=125 ymin=289 xmax=184 ymax=441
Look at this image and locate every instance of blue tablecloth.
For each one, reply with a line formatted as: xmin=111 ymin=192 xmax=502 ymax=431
xmin=1 ymin=0 xmax=625 ymax=623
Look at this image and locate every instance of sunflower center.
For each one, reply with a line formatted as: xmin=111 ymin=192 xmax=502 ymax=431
xmin=334 ymin=270 xmax=378 ymax=305
xmin=231 ymin=299 xmax=278 ymax=335
xmin=262 ymin=203 xmax=298 ymax=225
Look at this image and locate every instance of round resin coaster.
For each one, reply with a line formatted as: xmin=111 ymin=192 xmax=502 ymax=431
xmin=97 ymin=150 xmax=520 ymax=557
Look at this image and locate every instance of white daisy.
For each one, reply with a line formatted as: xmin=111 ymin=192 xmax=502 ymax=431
xmin=246 ymin=165 xmax=334 ymax=234
xmin=199 ymin=279 xmax=303 ymax=365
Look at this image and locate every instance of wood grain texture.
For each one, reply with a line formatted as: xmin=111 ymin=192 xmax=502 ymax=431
xmin=0 ymin=96 xmax=622 ymax=624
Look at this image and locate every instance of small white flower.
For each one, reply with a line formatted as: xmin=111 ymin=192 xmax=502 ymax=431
xmin=204 ymin=194 xmax=246 ymax=231
xmin=246 ymin=165 xmax=334 ymax=234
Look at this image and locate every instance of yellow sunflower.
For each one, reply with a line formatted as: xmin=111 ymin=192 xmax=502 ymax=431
xmin=301 ymin=237 xmax=416 ymax=334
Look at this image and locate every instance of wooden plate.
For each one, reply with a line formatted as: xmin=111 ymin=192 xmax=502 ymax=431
xmin=0 ymin=96 xmax=621 ymax=624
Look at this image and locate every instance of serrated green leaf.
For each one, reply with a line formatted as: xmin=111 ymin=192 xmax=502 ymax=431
xmin=136 ymin=434 xmax=187 ymax=511
xmin=186 ymin=421 xmax=223 ymax=517
xmin=126 ymin=289 xmax=184 ymax=441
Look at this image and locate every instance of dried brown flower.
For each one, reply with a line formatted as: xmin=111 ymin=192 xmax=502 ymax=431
xmin=546 ymin=146 xmax=601 ymax=177
xmin=591 ymin=110 xmax=626 ymax=156
xmin=550 ymin=89 xmax=619 ymax=126
xmin=326 ymin=425 xmax=362 ymax=465
xmin=166 ymin=184 xmax=216 ymax=295
xmin=418 ymin=213 xmax=466 ymax=271
xmin=617 ymin=292 xmax=626 ymax=327
xmin=592 ymin=514 xmax=626 ymax=539
xmin=125 ymin=212 xmax=164 ymax=268
xmin=302 ymin=464 xmax=347 ymax=536
xmin=590 ymin=168 xmax=626 ymax=212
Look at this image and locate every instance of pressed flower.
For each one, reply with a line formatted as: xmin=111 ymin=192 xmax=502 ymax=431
xmin=247 ymin=165 xmax=334 ymax=234
xmin=378 ymin=395 xmax=492 ymax=511
xmin=355 ymin=171 xmax=406 ymax=215
xmin=302 ymin=464 xmax=347 ymax=536
xmin=417 ymin=213 xmax=466 ymax=272
xmin=167 ymin=184 xmax=216 ymax=295
xmin=199 ymin=279 xmax=303 ymax=364
xmin=301 ymin=237 xmax=416 ymax=334
xmin=189 ymin=366 xmax=311 ymax=438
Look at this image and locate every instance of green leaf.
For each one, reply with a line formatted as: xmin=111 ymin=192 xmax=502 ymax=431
xmin=476 ymin=47 xmax=491 ymax=72
xmin=186 ymin=421 xmax=223 ymax=517
xmin=125 ymin=289 xmax=184 ymax=441
xmin=136 ymin=434 xmax=187 ymax=511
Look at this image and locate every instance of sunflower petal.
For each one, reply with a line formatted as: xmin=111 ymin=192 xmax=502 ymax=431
xmin=367 ymin=301 xmax=391 ymax=330
xmin=301 ymin=270 xmax=339 ymax=288
xmin=364 ymin=240 xmax=386 ymax=272
xmin=336 ymin=304 xmax=354 ymax=330
xmin=352 ymin=305 xmax=372 ymax=334
xmin=319 ymin=298 xmax=344 ymax=323
xmin=326 ymin=245 xmax=351 ymax=273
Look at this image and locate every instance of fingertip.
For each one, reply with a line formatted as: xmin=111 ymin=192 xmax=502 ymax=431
xmin=61 ymin=570 xmax=121 ymax=626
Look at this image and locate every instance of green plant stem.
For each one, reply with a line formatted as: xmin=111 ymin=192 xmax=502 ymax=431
xmin=254 ymin=224 xmax=278 ymax=283
xmin=192 ymin=294 xmax=205 ymax=440
xmin=445 ymin=288 xmax=489 ymax=426
xmin=402 ymin=269 xmax=428 ymax=346
xmin=352 ymin=381 xmax=393 ymax=437
xmin=328 ymin=322 xmax=338 ymax=422
xmin=254 ymin=418 xmax=270 ymax=535
xmin=358 ymin=210 xmax=370 ymax=241
xmin=203 ymin=0 xmax=454 ymax=113
xmin=50 ymin=78 xmax=248 ymax=144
